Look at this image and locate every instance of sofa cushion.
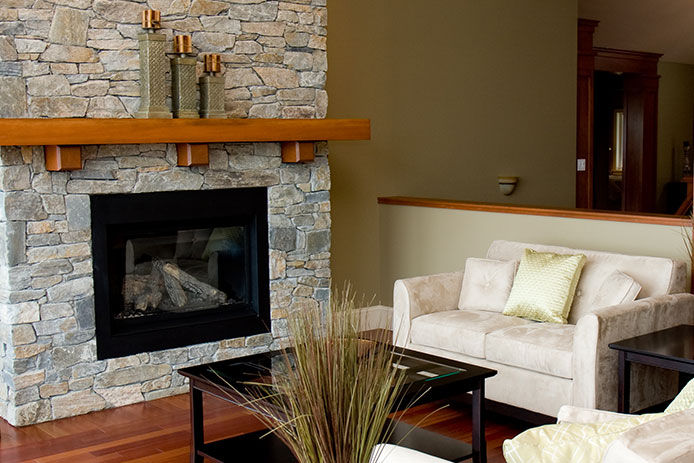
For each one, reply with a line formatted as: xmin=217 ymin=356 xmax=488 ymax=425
xmin=486 ymin=323 xmax=575 ymax=378
xmin=410 ymin=309 xmax=534 ymax=359
xmin=458 ymin=258 xmax=517 ymax=312
xmin=486 ymin=240 xmax=681 ymax=324
xmin=503 ymin=249 xmax=586 ymax=324
xmin=591 ymin=270 xmax=641 ymax=309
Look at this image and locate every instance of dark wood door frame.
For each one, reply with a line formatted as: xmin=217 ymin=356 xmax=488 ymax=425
xmin=576 ymin=19 xmax=662 ymax=212
xmin=576 ymin=19 xmax=599 ymax=209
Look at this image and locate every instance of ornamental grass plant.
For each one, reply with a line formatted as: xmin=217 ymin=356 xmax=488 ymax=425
xmin=244 ymin=289 xmax=407 ymax=463
xmin=686 ymin=212 xmax=694 ymax=251
xmin=683 ymin=213 xmax=694 ymax=274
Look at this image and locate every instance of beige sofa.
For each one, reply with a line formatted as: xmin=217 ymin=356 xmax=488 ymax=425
xmin=393 ymin=240 xmax=694 ymax=417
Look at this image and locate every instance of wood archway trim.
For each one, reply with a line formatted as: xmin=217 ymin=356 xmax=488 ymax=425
xmin=575 ymin=19 xmax=662 ymax=212
xmin=594 ymin=47 xmax=661 ymax=75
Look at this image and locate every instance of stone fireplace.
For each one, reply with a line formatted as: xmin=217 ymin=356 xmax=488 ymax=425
xmin=0 ymin=141 xmax=332 ymax=426
xmin=0 ymin=140 xmax=333 ymax=426
xmin=0 ymin=0 xmax=335 ymax=426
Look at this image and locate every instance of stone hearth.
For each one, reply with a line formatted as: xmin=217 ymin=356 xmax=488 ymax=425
xmin=0 ymin=0 xmax=331 ymax=426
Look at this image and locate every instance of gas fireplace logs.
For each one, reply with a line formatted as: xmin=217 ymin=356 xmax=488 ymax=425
xmin=156 ymin=259 xmax=227 ymax=305
xmin=123 ymin=259 xmax=228 ymax=317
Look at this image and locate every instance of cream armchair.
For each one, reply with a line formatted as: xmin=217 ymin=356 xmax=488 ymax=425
xmin=502 ymin=378 xmax=694 ymax=463
xmin=393 ymin=240 xmax=694 ymax=417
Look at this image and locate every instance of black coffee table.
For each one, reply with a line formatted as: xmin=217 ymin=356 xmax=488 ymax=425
xmin=179 ymin=346 xmax=496 ymax=463
xmin=609 ymin=324 xmax=694 ymax=413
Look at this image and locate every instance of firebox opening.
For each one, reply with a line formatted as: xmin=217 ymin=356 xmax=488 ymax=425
xmin=120 ymin=225 xmax=247 ymax=319
xmin=92 ymin=188 xmax=270 ymax=360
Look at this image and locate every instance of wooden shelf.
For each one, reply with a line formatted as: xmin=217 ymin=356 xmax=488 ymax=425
xmin=0 ymin=118 xmax=370 ymax=146
xmin=0 ymin=118 xmax=370 ymax=169
xmin=378 ymin=196 xmax=690 ymax=226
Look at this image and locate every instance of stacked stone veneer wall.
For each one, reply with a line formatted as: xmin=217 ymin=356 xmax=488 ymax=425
xmin=0 ymin=0 xmax=327 ymax=118
xmin=0 ymin=0 xmax=330 ymax=426
xmin=0 ymin=142 xmax=331 ymax=426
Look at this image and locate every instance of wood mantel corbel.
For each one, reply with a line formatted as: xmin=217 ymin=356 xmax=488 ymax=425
xmin=45 ymin=145 xmax=82 ymax=171
xmin=176 ymin=143 xmax=209 ymax=167
xmin=280 ymin=141 xmax=314 ymax=163
xmin=0 ymin=118 xmax=371 ymax=171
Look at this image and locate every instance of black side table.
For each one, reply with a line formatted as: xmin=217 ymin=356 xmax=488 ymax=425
xmin=609 ymin=324 xmax=694 ymax=413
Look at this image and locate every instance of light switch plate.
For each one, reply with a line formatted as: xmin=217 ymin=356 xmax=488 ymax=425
xmin=577 ymin=158 xmax=586 ymax=171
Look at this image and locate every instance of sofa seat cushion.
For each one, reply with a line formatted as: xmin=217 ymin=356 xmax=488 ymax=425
xmin=486 ymin=323 xmax=575 ymax=379
xmin=410 ymin=309 xmax=534 ymax=359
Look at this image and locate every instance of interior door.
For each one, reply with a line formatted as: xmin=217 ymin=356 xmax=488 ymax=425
xmin=622 ymin=73 xmax=659 ymax=212
xmin=592 ymin=71 xmax=625 ymax=211
xmin=576 ymin=20 xmax=661 ymax=212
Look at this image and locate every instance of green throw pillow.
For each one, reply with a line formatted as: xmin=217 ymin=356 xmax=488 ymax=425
xmin=503 ymin=248 xmax=586 ymax=324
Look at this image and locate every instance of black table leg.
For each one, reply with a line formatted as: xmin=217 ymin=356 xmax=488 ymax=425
xmin=471 ymin=382 xmax=486 ymax=463
xmin=190 ymin=385 xmax=204 ymax=463
xmin=617 ymin=350 xmax=631 ymax=413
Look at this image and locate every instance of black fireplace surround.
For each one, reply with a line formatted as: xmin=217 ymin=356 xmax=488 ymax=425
xmin=91 ymin=188 xmax=270 ymax=359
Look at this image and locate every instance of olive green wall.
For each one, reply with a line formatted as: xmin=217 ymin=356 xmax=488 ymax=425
xmin=657 ymin=61 xmax=694 ymax=210
xmin=327 ymin=0 xmax=579 ymax=300
xmin=378 ymin=204 xmax=689 ymax=305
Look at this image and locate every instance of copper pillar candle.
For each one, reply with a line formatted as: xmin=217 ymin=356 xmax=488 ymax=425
xmin=141 ymin=9 xmax=161 ymax=29
xmin=199 ymin=54 xmax=225 ymax=119
xmin=173 ymin=35 xmax=192 ymax=54
xmin=135 ymin=10 xmax=171 ymax=118
xmin=171 ymin=35 xmax=198 ymax=119
xmin=203 ymin=54 xmax=221 ymax=74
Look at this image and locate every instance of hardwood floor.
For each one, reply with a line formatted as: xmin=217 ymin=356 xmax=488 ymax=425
xmin=0 ymin=393 xmax=529 ymax=462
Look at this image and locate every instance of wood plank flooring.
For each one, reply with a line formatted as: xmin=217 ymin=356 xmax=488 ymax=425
xmin=0 ymin=393 xmax=529 ymax=462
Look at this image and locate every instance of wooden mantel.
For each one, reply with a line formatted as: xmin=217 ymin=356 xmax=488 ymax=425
xmin=0 ymin=118 xmax=371 ymax=169
xmin=0 ymin=118 xmax=370 ymax=146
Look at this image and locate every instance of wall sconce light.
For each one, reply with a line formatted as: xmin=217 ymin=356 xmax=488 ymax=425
xmin=498 ymin=176 xmax=518 ymax=195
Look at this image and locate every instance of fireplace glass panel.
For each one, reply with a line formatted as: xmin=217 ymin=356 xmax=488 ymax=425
xmin=120 ymin=226 xmax=247 ymax=319
xmin=91 ymin=187 xmax=270 ymax=360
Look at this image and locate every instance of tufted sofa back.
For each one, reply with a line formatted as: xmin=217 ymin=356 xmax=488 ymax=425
xmin=486 ymin=240 xmax=687 ymax=324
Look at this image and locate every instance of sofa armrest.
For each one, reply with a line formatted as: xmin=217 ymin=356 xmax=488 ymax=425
xmin=556 ymin=405 xmax=629 ymax=424
xmin=392 ymin=271 xmax=463 ymax=347
xmin=572 ymin=293 xmax=694 ymax=411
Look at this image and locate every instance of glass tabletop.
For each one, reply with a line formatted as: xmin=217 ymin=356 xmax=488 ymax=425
xmin=182 ymin=347 xmax=479 ymax=397
xmin=395 ymin=354 xmax=465 ymax=383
